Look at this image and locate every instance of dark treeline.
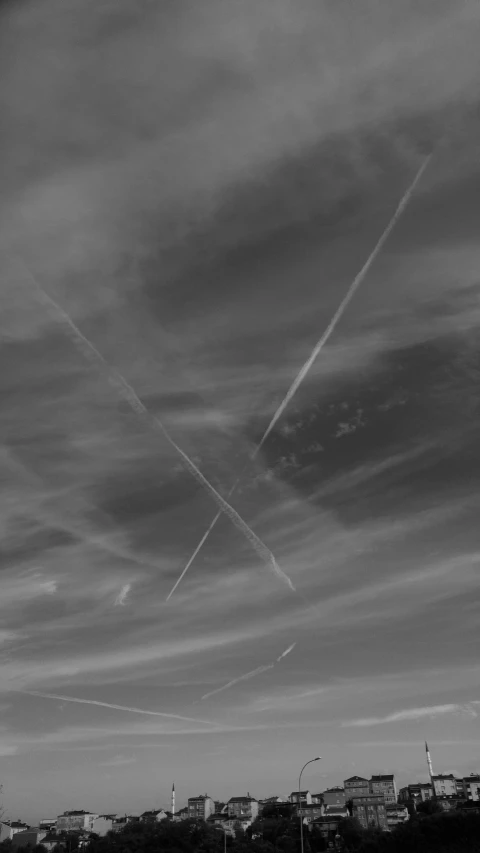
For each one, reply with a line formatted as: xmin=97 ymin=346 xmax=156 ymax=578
xmin=2 ymin=810 xmax=480 ymax=853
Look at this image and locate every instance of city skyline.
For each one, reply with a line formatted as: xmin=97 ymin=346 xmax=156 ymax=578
xmin=2 ymin=749 xmax=479 ymax=825
xmin=1 ymin=0 xmax=480 ymax=826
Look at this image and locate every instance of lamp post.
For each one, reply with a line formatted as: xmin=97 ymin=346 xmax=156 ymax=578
xmin=298 ymin=757 xmax=321 ymax=853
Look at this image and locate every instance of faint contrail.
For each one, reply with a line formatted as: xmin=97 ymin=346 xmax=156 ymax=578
xmin=200 ymin=642 xmax=296 ymax=701
xmin=21 ymin=690 xmax=219 ymax=726
xmin=167 ymin=153 xmax=433 ymax=599
xmin=19 ymin=263 xmax=294 ymax=593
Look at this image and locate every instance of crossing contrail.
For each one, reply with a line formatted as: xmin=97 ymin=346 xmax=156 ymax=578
xmin=21 ymin=690 xmax=219 ymax=725
xmin=19 ymin=262 xmax=294 ymax=593
xmin=167 ymin=153 xmax=433 ymax=599
xmin=199 ymin=642 xmax=296 ymax=701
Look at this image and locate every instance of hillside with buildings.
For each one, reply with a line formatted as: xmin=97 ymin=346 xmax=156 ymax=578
xmin=2 ymin=749 xmax=479 ymax=853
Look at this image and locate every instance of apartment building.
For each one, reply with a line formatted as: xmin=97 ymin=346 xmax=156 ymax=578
xmin=188 ymin=795 xmax=215 ymax=821
xmin=0 ymin=822 xmax=30 ymax=843
xmin=227 ymin=796 xmax=259 ymax=822
xmin=344 ymin=777 xmax=369 ymax=799
xmin=208 ymin=813 xmax=229 ymax=827
xmin=322 ymin=787 xmax=346 ymax=806
xmin=369 ymin=775 xmax=397 ymax=805
xmin=324 ymin=805 xmax=349 ymax=819
xmin=385 ymin=803 xmax=409 ymax=828
xmin=432 ymin=775 xmax=457 ymax=798
xmin=221 ymin=818 xmax=251 ymax=837
xmin=398 ymin=783 xmax=433 ymax=804
xmin=39 ymin=820 xmax=57 ymax=832
xmin=289 ymin=790 xmax=312 ymax=806
xmin=91 ymin=816 xmax=114 ymax=836
xmin=57 ymin=811 xmax=98 ymax=832
xmin=11 ymin=830 xmax=47 ymax=850
xmin=173 ymin=807 xmax=189 ymax=821
xmin=111 ymin=816 xmax=141 ymax=832
xmin=352 ymin=795 xmax=388 ymax=830
xmin=297 ymin=804 xmax=325 ymax=825
xmin=462 ymin=775 xmax=480 ymax=801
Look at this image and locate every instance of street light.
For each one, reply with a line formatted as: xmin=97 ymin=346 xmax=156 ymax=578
xmin=298 ymin=757 xmax=321 ymax=853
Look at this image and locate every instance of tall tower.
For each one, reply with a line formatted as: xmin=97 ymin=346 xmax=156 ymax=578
xmin=171 ymin=782 xmax=175 ymax=817
xmin=425 ymin=742 xmax=434 ymax=789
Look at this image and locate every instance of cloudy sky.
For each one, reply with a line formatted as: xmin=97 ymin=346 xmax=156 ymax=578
xmin=1 ymin=0 xmax=480 ymax=824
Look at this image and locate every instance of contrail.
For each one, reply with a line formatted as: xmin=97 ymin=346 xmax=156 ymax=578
xmin=254 ymin=153 xmax=433 ymax=451
xmin=167 ymin=153 xmax=433 ymax=598
xmin=165 ymin=479 xmax=239 ymax=601
xmin=276 ymin=642 xmax=296 ymax=661
xmin=21 ymin=690 xmax=219 ymax=726
xmin=19 ymin=263 xmax=294 ymax=593
xmin=200 ymin=642 xmax=296 ymax=701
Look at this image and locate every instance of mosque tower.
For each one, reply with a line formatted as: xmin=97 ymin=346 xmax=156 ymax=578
xmin=171 ymin=782 xmax=175 ymax=817
xmin=425 ymin=742 xmax=434 ymax=788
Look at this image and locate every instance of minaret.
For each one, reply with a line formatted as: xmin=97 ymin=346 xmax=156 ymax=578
xmin=425 ymin=742 xmax=434 ymax=789
xmin=171 ymin=782 xmax=175 ymax=817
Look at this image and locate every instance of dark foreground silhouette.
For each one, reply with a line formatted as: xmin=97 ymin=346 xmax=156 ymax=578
xmin=3 ymin=810 xmax=480 ymax=853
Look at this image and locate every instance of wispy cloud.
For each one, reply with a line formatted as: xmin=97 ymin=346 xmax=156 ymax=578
xmin=343 ymin=702 xmax=480 ymax=727
xmin=99 ymin=754 xmax=137 ymax=767
xmin=114 ymin=583 xmax=132 ymax=607
xmin=1 ymin=0 xmax=480 ymax=815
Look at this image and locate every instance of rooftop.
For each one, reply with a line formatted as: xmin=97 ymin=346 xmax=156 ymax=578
xmin=370 ymin=775 xmax=394 ymax=782
xmin=297 ymin=805 xmax=324 ymax=811
xmin=141 ymin=810 xmax=166 ymax=817
xmin=61 ymin=812 xmax=94 ymax=817
xmin=228 ymin=797 xmax=257 ymax=803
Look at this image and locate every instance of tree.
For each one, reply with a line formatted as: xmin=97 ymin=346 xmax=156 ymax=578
xmin=87 ymin=819 xmax=226 ymax=853
xmin=337 ymin=817 xmax=364 ymax=851
xmin=308 ymin=825 xmax=327 ymax=853
xmin=416 ymin=799 xmax=444 ymax=816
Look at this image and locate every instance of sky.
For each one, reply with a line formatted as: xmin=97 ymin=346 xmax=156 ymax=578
xmin=1 ymin=0 xmax=480 ymax=825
